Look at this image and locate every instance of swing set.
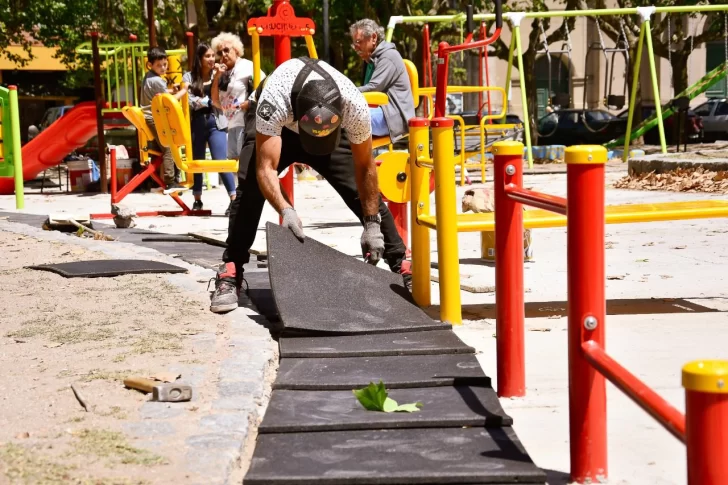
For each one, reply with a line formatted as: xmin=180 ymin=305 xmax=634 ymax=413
xmin=387 ymin=3 xmax=728 ymax=163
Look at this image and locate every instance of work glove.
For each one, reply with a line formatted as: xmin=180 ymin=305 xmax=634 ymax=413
xmin=281 ymin=207 xmax=305 ymax=242
xmin=361 ymin=218 xmax=385 ymax=265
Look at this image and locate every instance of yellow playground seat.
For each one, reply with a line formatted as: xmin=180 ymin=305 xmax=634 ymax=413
xmin=121 ymin=105 xmax=162 ymax=163
xmin=151 ymin=93 xmax=238 ymax=174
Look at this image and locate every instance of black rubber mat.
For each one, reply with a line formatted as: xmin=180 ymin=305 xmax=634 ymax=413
xmin=279 ymin=330 xmax=474 ymax=358
xmin=266 ymin=222 xmax=449 ymax=334
xmin=27 ymin=259 xmax=188 ymax=278
xmin=244 ymin=426 xmax=547 ymax=484
xmin=258 ymin=385 xmax=511 ymax=433
xmin=274 ymin=354 xmax=488 ymax=390
xmin=141 ymin=236 xmax=203 ymax=243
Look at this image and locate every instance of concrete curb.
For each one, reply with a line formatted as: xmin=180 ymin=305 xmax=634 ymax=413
xmin=0 ymin=218 xmax=277 ymax=485
xmin=628 ymin=153 xmax=728 ymax=175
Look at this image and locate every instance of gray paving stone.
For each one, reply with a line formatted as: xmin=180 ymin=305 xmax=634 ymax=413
xmin=140 ymin=402 xmax=186 ymax=420
xmin=212 ymin=396 xmax=257 ymax=412
xmin=218 ymin=361 xmax=266 ymax=382
xmin=199 ymin=413 xmax=250 ymax=435
xmin=123 ymin=421 xmax=176 ymax=438
xmin=218 ymin=380 xmax=262 ymax=398
xmin=186 ymin=433 xmax=242 ymax=450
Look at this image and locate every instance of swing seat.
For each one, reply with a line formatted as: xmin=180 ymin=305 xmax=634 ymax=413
xmin=365 ymin=59 xmax=421 ymax=151
xmin=151 ymin=93 xmax=238 ymax=174
xmin=121 ymin=106 xmax=163 ymax=162
xmin=606 ymin=94 xmax=626 ymax=110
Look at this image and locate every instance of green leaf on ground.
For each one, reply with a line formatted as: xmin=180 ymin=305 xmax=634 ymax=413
xmin=353 ymin=381 xmax=423 ymax=413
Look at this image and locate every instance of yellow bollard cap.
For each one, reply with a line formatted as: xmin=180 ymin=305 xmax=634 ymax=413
xmin=492 ymin=141 xmax=524 ymax=156
xmin=565 ymin=145 xmax=608 ymax=165
xmin=682 ymin=360 xmax=728 ymax=394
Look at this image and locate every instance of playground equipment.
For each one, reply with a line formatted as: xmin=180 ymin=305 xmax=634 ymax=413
xmin=0 ymin=85 xmax=23 ymax=208
xmin=388 ymin=4 xmax=728 ymax=164
xmin=403 ymin=3 xmax=728 ymax=477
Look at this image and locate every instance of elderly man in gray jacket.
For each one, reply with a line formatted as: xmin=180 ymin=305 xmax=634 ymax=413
xmin=350 ymin=19 xmax=416 ymax=143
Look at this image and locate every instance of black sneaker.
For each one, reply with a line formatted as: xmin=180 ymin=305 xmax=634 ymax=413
xmin=209 ymin=262 xmax=240 ymax=313
xmin=164 ymin=182 xmax=189 ymax=195
xmin=192 ymin=200 xmax=203 ymax=211
xmin=399 ymin=260 xmax=412 ymax=291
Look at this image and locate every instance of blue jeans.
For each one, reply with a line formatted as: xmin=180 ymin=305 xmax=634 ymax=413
xmin=369 ymin=107 xmax=390 ymax=137
xmin=191 ymin=114 xmax=236 ymax=196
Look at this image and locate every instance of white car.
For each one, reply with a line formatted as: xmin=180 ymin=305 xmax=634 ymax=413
xmin=692 ymin=98 xmax=728 ymax=142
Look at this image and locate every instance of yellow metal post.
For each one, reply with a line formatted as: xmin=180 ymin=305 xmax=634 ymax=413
xmin=409 ymin=119 xmax=431 ymax=307
xmin=250 ymin=29 xmax=261 ymax=89
xmin=432 ymin=117 xmax=462 ymax=325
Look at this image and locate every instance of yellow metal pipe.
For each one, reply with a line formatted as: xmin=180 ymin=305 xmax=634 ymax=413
xmin=249 ymin=29 xmax=261 ymax=89
xmin=432 ymin=119 xmax=462 ymax=325
xmin=304 ymin=35 xmax=318 ymax=59
xmin=448 ymin=115 xmax=467 ymax=186
xmin=409 ymin=121 xmax=432 ymax=307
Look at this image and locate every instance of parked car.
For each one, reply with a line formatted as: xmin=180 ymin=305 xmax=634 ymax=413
xmin=691 ymin=98 xmax=728 ymax=142
xmin=617 ymin=105 xmax=703 ymax=144
xmin=461 ymin=112 xmax=523 ymax=126
xmin=39 ymin=105 xmax=74 ymax=131
xmin=534 ymin=108 xmax=628 ymax=146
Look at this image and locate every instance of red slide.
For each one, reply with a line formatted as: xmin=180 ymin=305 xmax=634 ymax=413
xmin=0 ymin=102 xmax=100 ymax=195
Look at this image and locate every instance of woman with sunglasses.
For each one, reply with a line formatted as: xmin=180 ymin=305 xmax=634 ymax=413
xmin=211 ymin=33 xmax=265 ymax=169
xmin=183 ymin=42 xmax=237 ymax=213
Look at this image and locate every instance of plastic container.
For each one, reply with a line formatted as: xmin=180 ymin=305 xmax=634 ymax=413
xmin=67 ymin=159 xmax=94 ymax=193
xmin=480 ymin=228 xmax=534 ymax=262
xmin=116 ymin=158 xmax=134 ymax=189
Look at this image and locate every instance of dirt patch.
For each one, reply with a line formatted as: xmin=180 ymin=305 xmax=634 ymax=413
xmin=614 ymin=167 xmax=728 ymax=193
xmin=0 ymin=229 xmax=232 ymax=484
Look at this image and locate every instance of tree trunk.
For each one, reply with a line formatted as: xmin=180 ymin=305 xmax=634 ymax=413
xmin=670 ymin=50 xmax=689 ymax=97
xmin=192 ymin=0 xmax=209 ymax=40
xmin=624 ymin=44 xmax=643 ymax=145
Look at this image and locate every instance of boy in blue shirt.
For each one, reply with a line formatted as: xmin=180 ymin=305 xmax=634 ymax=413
xmin=140 ymin=47 xmax=188 ymax=193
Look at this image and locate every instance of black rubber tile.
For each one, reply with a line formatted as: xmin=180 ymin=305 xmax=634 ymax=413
xmin=140 ymin=236 xmax=203 ymax=243
xmin=266 ymin=222 xmax=448 ymax=334
xmin=274 ymin=354 xmax=488 ymax=390
xmin=27 ymin=259 xmax=187 ymax=278
xmin=258 ymin=385 xmax=512 ymax=433
xmin=279 ymin=331 xmax=474 ymax=358
xmin=244 ymin=426 xmax=547 ymax=484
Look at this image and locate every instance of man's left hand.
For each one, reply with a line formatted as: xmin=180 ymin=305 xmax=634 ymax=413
xmin=361 ymin=220 xmax=385 ymax=265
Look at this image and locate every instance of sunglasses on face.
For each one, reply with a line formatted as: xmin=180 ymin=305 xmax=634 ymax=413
xmin=217 ymin=47 xmax=232 ymax=56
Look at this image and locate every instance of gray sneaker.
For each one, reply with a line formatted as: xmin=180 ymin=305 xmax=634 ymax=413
xmin=209 ymin=262 xmax=240 ymax=313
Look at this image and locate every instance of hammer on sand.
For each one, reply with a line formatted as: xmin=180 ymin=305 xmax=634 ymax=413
xmin=123 ymin=377 xmax=192 ymax=402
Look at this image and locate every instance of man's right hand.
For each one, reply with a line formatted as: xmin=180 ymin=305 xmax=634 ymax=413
xmin=281 ymin=207 xmax=304 ymax=241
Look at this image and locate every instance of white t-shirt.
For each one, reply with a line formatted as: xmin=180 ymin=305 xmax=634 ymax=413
xmin=251 ymin=58 xmax=372 ymax=144
xmin=219 ymin=58 xmax=265 ymax=129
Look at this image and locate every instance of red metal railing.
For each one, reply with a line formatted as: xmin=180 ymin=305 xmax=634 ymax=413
xmin=492 ymin=143 xmax=727 ymax=484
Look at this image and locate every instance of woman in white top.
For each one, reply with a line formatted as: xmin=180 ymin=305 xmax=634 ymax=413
xmin=211 ymin=32 xmax=266 ymax=161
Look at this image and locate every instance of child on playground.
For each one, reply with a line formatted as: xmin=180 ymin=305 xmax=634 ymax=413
xmin=141 ymin=47 xmax=189 ymax=194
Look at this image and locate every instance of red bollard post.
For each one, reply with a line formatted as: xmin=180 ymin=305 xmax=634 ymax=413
xmin=566 ymin=145 xmax=608 ymax=483
xmin=683 ymin=360 xmax=728 ymax=485
xmin=492 ymin=141 xmax=525 ymax=398
xmin=110 ymin=147 xmax=118 ymax=201
xmin=270 ymin=0 xmax=294 ymax=225
xmin=387 ymin=201 xmax=409 ymax=256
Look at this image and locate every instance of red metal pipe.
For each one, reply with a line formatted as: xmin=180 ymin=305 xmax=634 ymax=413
xmin=110 ymin=147 xmax=117 ymax=200
xmin=186 ymin=32 xmax=195 ymax=71
xmin=482 ymin=22 xmax=493 ymax=124
xmin=582 ymin=340 xmax=686 ymax=442
xmin=271 ymin=0 xmax=294 ymax=225
xmin=387 ymin=201 xmax=409 ymax=255
xmin=493 ymin=145 xmax=525 ymax=397
xmin=504 ymin=185 xmax=567 ymax=215
xmin=567 ymin=154 xmax=607 ymax=483
xmin=434 ymin=27 xmax=503 ymax=118
xmin=685 ymin=388 xmax=728 ymax=484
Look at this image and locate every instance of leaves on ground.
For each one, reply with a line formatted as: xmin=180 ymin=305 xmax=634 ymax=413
xmin=614 ymin=167 xmax=728 ymax=193
xmin=353 ymin=381 xmax=423 ymax=413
